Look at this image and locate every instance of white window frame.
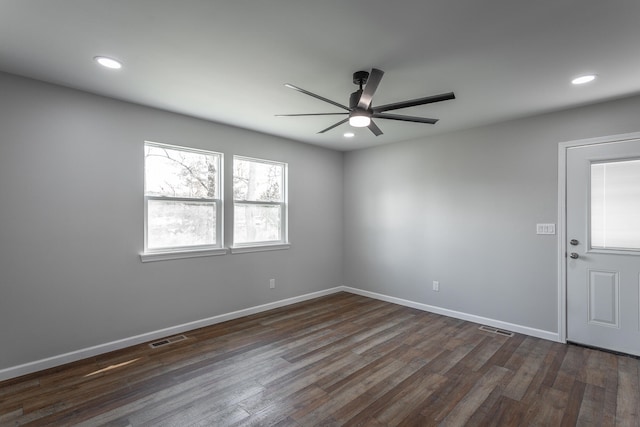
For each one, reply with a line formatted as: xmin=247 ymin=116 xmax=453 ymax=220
xmin=231 ymin=155 xmax=289 ymax=253
xmin=141 ymin=141 xmax=226 ymax=262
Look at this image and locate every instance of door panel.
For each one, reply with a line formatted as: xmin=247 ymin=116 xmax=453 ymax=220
xmin=566 ymin=138 xmax=640 ymax=356
xmin=587 ymin=269 xmax=619 ymax=327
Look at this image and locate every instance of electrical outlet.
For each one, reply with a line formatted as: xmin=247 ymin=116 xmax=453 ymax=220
xmin=269 ymin=279 xmax=275 ymax=289
xmin=433 ymin=281 xmax=439 ymax=292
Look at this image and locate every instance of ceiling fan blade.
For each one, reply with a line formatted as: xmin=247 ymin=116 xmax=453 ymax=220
xmin=357 ymin=68 xmax=384 ymax=110
xmin=368 ymin=120 xmax=383 ymax=136
xmin=373 ymin=92 xmax=455 ymax=113
xmin=318 ymin=118 xmax=349 ymax=134
xmin=284 ymin=83 xmax=350 ymax=111
xmin=275 ymin=113 xmax=349 ymax=117
xmin=373 ymin=113 xmax=438 ymax=124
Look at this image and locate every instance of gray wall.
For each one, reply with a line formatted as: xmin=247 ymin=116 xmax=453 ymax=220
xmin=4 ymin=68 xmax=640 ymax=373
xmin=0 ymin=72 xmax=344 ymax=370
xmin=344 ymin=94 xmax=640 ymax=334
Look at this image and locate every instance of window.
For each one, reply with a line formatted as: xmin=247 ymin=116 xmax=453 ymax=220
xmin=591 ymin=159 xmax=640 ymax=250
xmin=142 ymin=141 xmax=224 ymax=261
xmin=233 ymin=156 xmax=288 ymax=249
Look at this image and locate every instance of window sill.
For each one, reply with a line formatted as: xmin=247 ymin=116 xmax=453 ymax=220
xmin=230 ymin=243 xmax=291 ymax=254
xmin=140 ymin=248 xmax=228 ymax=263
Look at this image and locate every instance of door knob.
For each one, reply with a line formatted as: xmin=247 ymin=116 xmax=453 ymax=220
xmin=569 ymin=252 xmax=579 ymax=259
xmin=570 ymin=239 xmax=579 ymax=246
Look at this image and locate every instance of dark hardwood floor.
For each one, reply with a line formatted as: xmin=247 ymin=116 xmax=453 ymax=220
xmin=1 ymin=292 xmax=639 ymax=426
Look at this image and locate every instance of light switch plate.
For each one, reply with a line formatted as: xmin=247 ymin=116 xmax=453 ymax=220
xmin=536 ymin=223 xmax=556 ymax=235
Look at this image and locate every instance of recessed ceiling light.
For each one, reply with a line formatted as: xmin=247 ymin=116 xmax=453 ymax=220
xmin=94 ymin=56 xmax=122 ymax=69
xmin=344 ymin=132 xmax=355 ymax=138
xmin=571 ymin=74 xmax=596 ymax=85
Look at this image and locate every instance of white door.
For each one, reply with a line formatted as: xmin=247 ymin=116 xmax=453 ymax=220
xmin=566 ymin=137 xmax=640 ymax=356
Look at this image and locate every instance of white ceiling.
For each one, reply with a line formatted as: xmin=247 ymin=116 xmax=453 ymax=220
xmin=2 ymin=1 xmax=640 ymax=151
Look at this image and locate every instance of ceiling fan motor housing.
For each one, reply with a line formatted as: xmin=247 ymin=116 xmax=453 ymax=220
xmin=353 ymin=70 xmax=369 ymax=86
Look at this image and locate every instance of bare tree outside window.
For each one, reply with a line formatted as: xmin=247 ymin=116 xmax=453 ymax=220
xmin=233 ymin=157 xmax=287 ymax=245
xmin=144 ymin=142 xmax=222 ymax=252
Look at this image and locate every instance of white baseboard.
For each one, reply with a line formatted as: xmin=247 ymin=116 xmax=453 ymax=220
xmin=341 ymin=287 xmax=560 ymax=342
xmin=0 ymin=285 xmax=559 ymax=382
xmin=0 ymin=286 xmax=344 ymax=382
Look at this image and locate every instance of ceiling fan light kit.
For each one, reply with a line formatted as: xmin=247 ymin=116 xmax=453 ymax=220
xmin=277 ymin=68 xmax=455 ymax=136
xmin=349 ymin=112 xmax=371 ymax=127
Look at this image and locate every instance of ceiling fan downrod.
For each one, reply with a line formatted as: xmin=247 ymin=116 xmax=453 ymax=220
xmin=350 ymin=70 xmax=369 ymax=109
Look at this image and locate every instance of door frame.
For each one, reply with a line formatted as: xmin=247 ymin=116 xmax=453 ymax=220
xmin=557 ymin=130 xmax=640 ymax=344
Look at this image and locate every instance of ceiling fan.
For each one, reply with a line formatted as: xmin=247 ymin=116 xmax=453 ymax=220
xmin=276 ymin=68 xmax=455 ymax=136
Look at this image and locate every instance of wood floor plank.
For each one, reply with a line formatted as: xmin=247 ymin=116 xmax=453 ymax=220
xmin=2 ymin=292 xmax=640 ymax=426
xmin=541 ymin=342 xmax=569 ymax=388
xmin=372 ymin=372 xmax=448 ymax=425
xmin=236 ymin=384 xmax=326 ymax=426
xmin=426 ymin=371 xmax=486 ymax=423
xmin=502 ymin=337 xmax=550 ymax=401
xmin=576 ymin=383 xmax=606 ymax=426
xmin=291 ymin=358 xmax=407 ymax=425
xmin=553 ymin=344 xmax=586 ymax=393
xmin=578 ymin=348 xmax=617 ymax=389
xmin=329 ymin=359 xmax=433 ymax=425
xmin=263 ymin=348 xmax=365 ymax=393
xmin=463 ymin=335 xmax=508 ymax=372
xmin=111 ymin=359 xmax=278 ymax=426
xmin=479 ymin=396 xmax=528 ymax=426
xmin=0 ymin=406 xmax=24 ymax=425
xmin=521 ymin=385 xmax=569 ymax=426
xmin=349 ymin=316 xmax=421 ymax=356
xmin=478 ymin=332 xmax=526 ymax=370
xmin=616 ymin=356 xmax=640 ymax=425
xmin=463 ymin=365 xmax=516 ymax=425
xmin=439 ymin=365 xmax=510 ymax=426
xmin=560 ymin=380 xmax=586 ymax=426
xmin=136 ymin=382 xmax=259 ymax=427
xmin=341 ymin=361 xmax=444 ymax=424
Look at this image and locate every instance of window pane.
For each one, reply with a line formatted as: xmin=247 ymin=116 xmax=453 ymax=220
xmin=591 ymin=159 xmax=640 ymax=250
xmin=234 ymin=204 xmax=281 ymax=244
xmin=148 ymin=200 xmax=216 ymax=249
xmin=145 ymin=144 xmax=219 ymax=199
xmin=233 ymin=158 xmax=283 ymax=202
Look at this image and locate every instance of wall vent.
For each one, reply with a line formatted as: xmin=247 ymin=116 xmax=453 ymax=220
xmin=478 ymin=325 xmax=514 ymax=337
xmin=149 ymin=334 xmax=188 ymax=349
